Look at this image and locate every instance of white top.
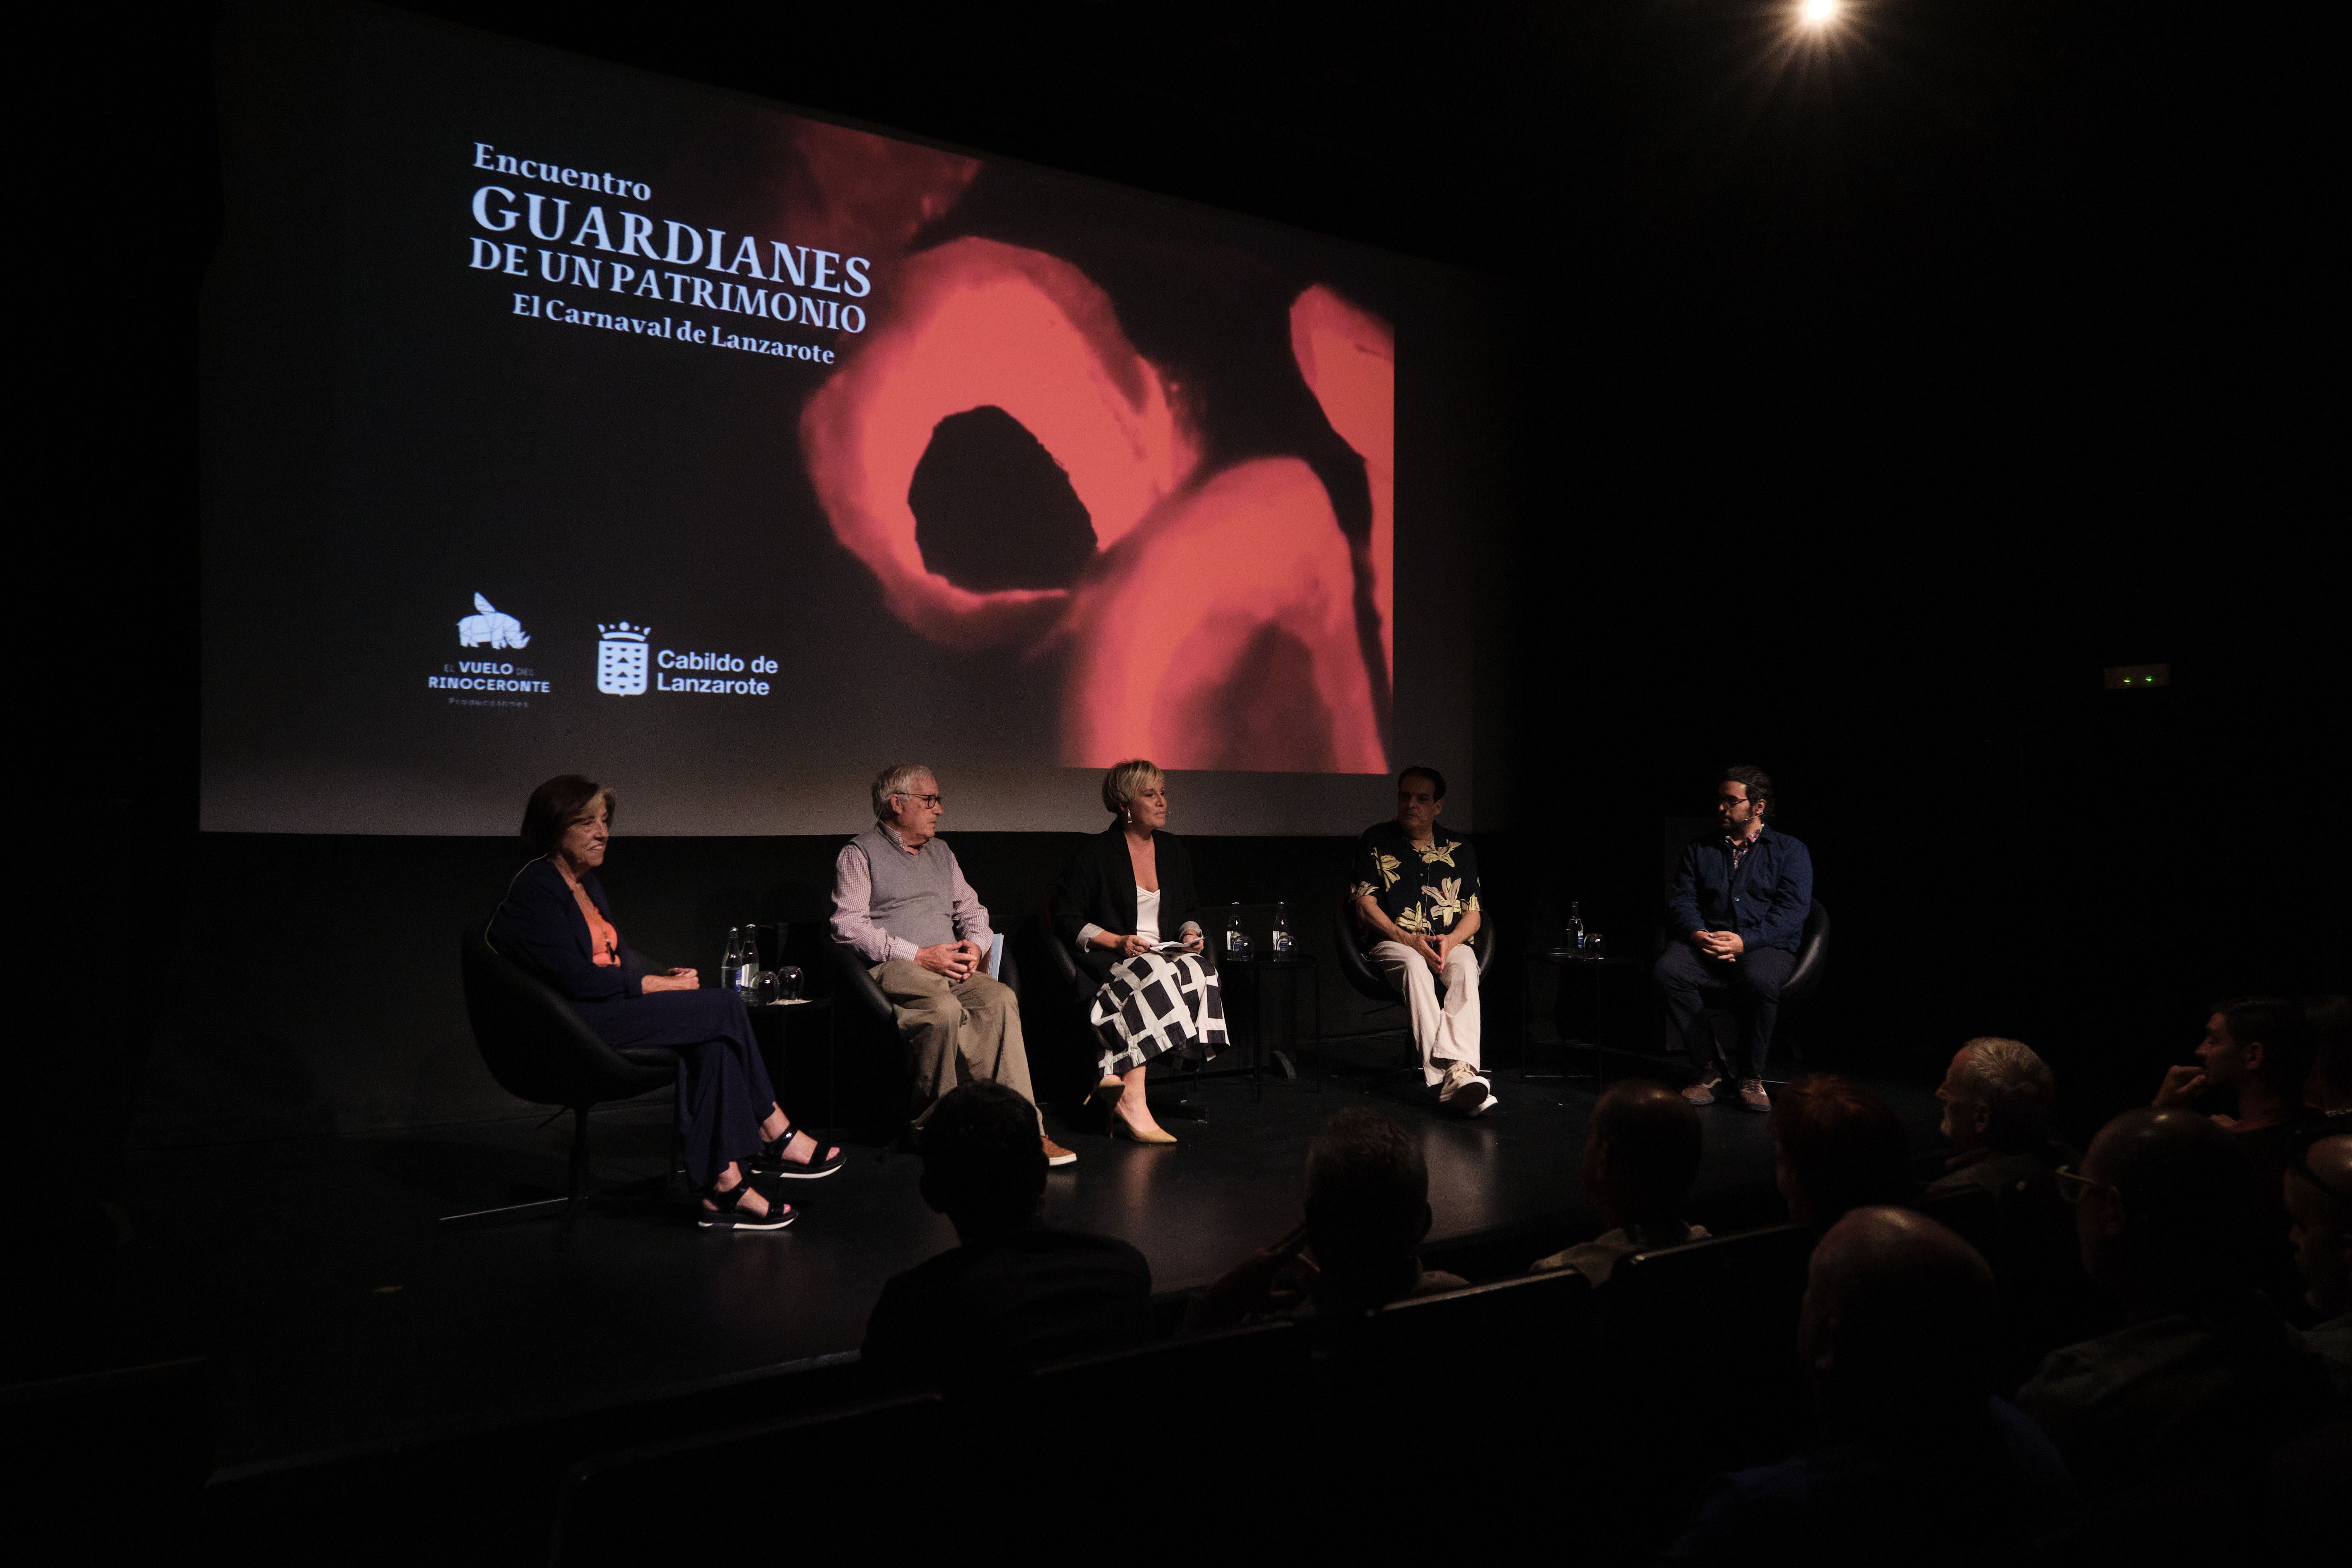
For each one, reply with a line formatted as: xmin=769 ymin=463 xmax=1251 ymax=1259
xmin=1134 ymin=886 xmax=1162 ymax=944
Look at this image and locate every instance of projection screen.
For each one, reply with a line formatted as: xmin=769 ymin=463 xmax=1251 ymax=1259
xmin=201 ymin=0 xmax=1495 ymax=835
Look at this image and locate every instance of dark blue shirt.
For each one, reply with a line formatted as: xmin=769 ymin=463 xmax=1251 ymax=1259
xmin=1667 ymin=824 xmax=1813 ymax=955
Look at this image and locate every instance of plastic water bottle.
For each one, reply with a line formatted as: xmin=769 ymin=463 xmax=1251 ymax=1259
xmin=1271 ymin=902 xmax=1295 ymax=958
xmin=1568 ymin=900 xmax=1586 ymax=955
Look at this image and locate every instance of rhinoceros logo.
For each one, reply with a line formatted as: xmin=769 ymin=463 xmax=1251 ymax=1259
xmin=457 ymin=593 xmax=531 ymax=649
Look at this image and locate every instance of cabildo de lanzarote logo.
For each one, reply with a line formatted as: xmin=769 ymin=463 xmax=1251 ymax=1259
xmin=597 ymin=622 xmax=650 ymax=696
xmin=432 ymin=592 xmax=549 ymax=701
xmin=596 ymin=619 xmax=777 ymax=697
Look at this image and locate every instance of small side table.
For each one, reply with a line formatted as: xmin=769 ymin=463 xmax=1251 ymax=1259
xmin=1523 ymin=950 xmax=1640 ymax=1084
xmin=743 ymin=996 xmax=838 ymax=1138
xmin=1218 ymin=953 xmax=1319 ymax=1099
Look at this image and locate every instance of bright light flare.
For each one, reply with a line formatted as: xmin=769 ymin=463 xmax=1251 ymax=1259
xmin=1797 ymin=0 xmax=1841 ymax=26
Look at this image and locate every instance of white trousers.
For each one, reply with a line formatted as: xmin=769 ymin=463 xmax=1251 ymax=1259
xmin=1368 ymin=939 xmax=1482 ymax=1086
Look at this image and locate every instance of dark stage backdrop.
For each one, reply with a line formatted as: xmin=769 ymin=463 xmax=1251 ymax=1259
xmin=201 ymin=0 xmax=1504 ymax=838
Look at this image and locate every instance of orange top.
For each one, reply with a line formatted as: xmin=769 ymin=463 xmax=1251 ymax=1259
xmin=557 ymin=863 xmax=623 ymax=967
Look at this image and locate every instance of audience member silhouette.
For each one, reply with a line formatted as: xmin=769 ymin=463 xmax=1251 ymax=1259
xmin=2152 ymin=997 xmax=2325 ymax=1198
xmin=2284 ymin=1131 xmax=2352 ymax=1388
xmin=862 ymin=1081 xmax=1149 ymax=1385
xmin=2304 ymin=994 xmax=2351 ymax=1119
xmin=1189 ymin=1107 xmax=1465 ymax=1329
xmin=2015 ymin=1109 xmax=2334 ymax=1505
xmin=1927 ymin=1036 xmax=2066 ymax=1201
xmin=1773 ymin=1074 xmax=1908 ymax=1232
xmin=1663 ymin=1206 xmax=2074 ymax=1566
xmin=1531 ymin=1080 xmax=1708 ymax=1284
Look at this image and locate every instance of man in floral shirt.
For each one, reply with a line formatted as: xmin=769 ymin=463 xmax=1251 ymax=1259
xmin=1353 ymin=766 xmax=1493 ymax=1115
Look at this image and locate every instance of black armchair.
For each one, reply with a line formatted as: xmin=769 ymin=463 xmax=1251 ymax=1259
xmin=1332 ymin=891 xmax=1497 ymax=1004
xmin=447 ymin=919 xmax=678 ymax=1225
xmin=1694 ymin=899 xmax=1829 ymax=1079
xmin=828 ymin=934 xmax=1019 ymax=1026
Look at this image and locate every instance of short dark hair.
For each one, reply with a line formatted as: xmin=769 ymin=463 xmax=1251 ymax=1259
xmin=2217 ymin=996 xmax=2316 ymax=1098
xmin=1397 ymin=766 xmax=1446 ymax=800
xmin=1590 ymin=1081 xmax=1704 ymax=1223
xmin=1774 ymin=1075 xmax=1908 ymax=1230
xmin=1305 ymin=1108 xmax=1428 ymax=1273
xmin=1722 ymin=764 xmax=1773 ymax=819
xmin=521 ymin=775 xmax=612 ymax=856
xmin=920 ymin=1082 xmax=1046 ymax=1235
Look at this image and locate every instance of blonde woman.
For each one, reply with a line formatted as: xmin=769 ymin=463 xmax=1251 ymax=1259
xmin=1052 ymin=760 xmax=1227 ymax=1143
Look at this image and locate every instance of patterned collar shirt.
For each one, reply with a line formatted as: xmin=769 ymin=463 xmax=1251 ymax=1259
xmin=1725 ymin=822 xmax=1766 ymax=877
xmin=1352 ymin=821 xmax=1481 ymax=938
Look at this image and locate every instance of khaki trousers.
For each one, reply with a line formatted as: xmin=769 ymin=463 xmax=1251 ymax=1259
xmin=872 ymin=962 xmax=1037 ymax=1127
xmin=1368 ymin=939 xmax=1482 ymax=1087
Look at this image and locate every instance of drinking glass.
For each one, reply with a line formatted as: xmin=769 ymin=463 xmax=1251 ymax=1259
xmin=1587 ymin=932 xmax=1607 ymax=962
xmin=776 ymin=965 xmax=805 ymax=1002
xmin=753 ymin=970 xmax=778 ymax=1006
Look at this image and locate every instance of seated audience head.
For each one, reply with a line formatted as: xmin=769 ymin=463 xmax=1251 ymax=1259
xmin=1936 ymin=1036 xmax=2056 ymax=1154
xmin=918 ymin=1082 xmax=1047 ymax=1244
xmin=1583 ymin=1079 xmax=1704 ymax=1230
xmin=1305 ymin=1107 xmax=1431 ymax=1300
xmin=2305 ymin=994 xmax=2351 ymax=1112
xmin=2199 ymin=996 xmax=2316 ymax=1115
xmin=1802 ymin=1205 xmax=1997 ymax=1434
xmin=1774 ymin=1074 xmax=1909 ymax=1231
xmin=872 ymin=762 xmax=942 ymax=841
xmin=2284 ymin=1132 xmax=2352 ymax=1320
xmin=1101 ymin=758 xmax=1165 ymax=825
xmin=2069 ymin=1108 xmax=2264 ymax=1307
xmin=520 ymin=775 xmax=612 ymax=866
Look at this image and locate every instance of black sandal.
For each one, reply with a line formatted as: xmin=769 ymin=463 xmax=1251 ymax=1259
xmin=749 ymin=1123 xmax=846 ymax=1181
xmin=697 ymin=1180 xmax=795 ymax=1230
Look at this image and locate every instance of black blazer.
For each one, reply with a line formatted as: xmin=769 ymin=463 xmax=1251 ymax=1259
xmin=1053 ymin=826 xmax=1206 ymax=983
xmin=489 ymin=857 xmax=643 ymax=1005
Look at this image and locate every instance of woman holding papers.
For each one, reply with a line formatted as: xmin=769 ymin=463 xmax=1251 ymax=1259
xmin=1052 ymin=760 xmax=1226 ymax=1143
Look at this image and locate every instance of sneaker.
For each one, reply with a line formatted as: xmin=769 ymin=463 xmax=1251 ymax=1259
xmin=1043 ymin=1135 xmax=1078 ymax=1167
xmin=1739 ymin=1079 xmax=1771 ymax=1112
xmin=1437 ymin=1060 xmax=1482 ymax=1105
xmin=1460 ymin=1077 xmax=1497 ymax=1117
xmin=1682 ymin=1075 xmax=1725 ymax=1107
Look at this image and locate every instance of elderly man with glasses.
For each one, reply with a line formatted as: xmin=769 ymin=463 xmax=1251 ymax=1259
xmin=833 ymin=763 xmax=1073 ymax=1166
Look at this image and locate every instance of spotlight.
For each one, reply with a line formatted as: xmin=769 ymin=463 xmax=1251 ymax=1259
xmin=1798 ymin=0 xmax=1841 ymax=25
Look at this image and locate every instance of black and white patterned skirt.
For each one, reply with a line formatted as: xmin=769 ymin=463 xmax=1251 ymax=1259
xmin=1089 ymin=953 xmax=1228 ymax=1076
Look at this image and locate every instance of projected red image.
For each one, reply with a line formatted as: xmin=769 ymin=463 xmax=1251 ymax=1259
xmin=798 ymin=162 xmax=1393 ymax=774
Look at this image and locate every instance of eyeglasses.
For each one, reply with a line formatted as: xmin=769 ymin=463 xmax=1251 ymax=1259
xmin=896 ymin=792 xmax=943 ymax=809
xmin=2053 ymin=1165 xmax=2116 ymax=1205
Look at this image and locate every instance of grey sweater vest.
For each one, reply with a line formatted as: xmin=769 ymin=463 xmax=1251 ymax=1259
xmin=852 ymin=826 xmax=960 ymax=949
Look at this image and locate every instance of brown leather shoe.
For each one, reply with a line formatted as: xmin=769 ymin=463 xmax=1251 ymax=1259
xmin=1682 ymin=1075 xmax=1725 ymax=1107
xmin=1043 ymin=1135 xmax=1078 ymax=1167
xmin=1739 ymin=1079 xmax=1771 ymax=1111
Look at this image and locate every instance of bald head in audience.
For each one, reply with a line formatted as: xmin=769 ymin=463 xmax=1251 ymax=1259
xmin=2073 ymin=1108 xmax=2264 ymax=1307
xmin=1585 ymin=1080 xmax=1705 ymax=1230
xmin=1802 ymin=1206 xmax=1997 ymax=1432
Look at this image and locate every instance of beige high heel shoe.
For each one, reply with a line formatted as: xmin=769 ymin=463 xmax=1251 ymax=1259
xmin=1109 ymin=1109 xmax=1177 ymax=1145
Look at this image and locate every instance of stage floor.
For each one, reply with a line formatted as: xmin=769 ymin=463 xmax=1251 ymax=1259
xmin=106 ymin=1046 xmax=1941 ymax=1476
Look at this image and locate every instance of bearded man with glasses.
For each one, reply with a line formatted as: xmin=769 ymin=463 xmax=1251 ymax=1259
xmin=833 ymin=763 xmax=1072 ymax=1166
xmin=1660 ymin=764 xmax=1815 ymax=1113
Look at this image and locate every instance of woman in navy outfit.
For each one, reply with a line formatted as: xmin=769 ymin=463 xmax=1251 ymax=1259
xmin=490 ymin=775 xmax=843 ymax=1228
